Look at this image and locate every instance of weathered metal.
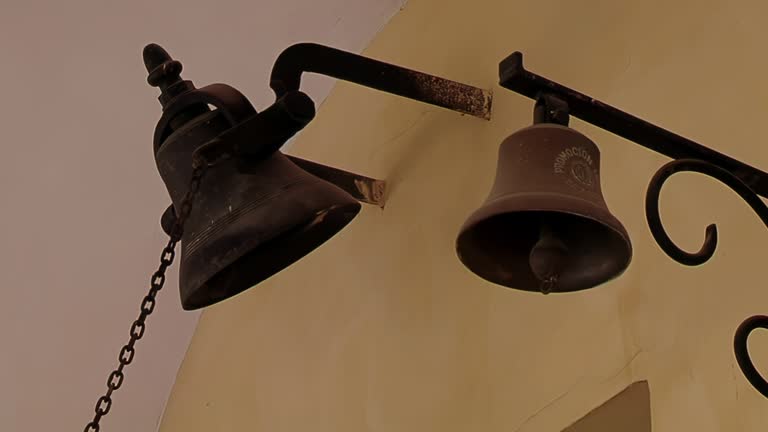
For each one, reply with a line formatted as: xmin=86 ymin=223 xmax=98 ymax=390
xmin=457 ymin=123 xmax=632 ymax=294
xmin=146 ymin=41 xmax=494 ymax=307
xmin=147 ymin=46 xmax=362 ymax=310
xmin=271 ymin=43 xmax=492 ymax=120
xmin=500 ymin=51 xmax=768 ymax=198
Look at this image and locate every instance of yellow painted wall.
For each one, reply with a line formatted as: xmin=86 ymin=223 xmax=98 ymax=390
xmin=160 ymin=0 xmax=768 ymax=430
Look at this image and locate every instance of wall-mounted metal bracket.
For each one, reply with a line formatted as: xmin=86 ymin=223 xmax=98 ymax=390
xmin=499 ymin=50 xmax=768 ymax=400
xmin=534 ymin=93 xmax=570 ymax=126
xmin=152 ymin=41 xmax=494 ymax=234
xmin=256 ymin=43 xmax=492 ymax=206
xmin=153 ymin=42 xmax=493 ymax=218
xmin=499 ymin=51 xmax=768 ymax=198
xmin=271 ymin=43 xmax=492 ymax=120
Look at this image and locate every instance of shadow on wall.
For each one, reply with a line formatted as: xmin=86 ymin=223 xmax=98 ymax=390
xmin=563 ymin=381 xmax=651 ymax=432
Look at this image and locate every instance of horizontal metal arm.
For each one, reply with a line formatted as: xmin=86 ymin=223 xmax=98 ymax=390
xmin=271 ymin=43 xmax=492 ymax=120
xmin=499 ymin=52 xmax=768 ymax=199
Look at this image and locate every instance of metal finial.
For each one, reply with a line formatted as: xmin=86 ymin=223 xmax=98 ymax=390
xmin=143 ymin=43 xmax=193 ymax=107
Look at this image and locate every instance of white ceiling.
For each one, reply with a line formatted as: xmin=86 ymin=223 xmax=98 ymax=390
xmin=0 ymin=1 xmax=405 ymax=430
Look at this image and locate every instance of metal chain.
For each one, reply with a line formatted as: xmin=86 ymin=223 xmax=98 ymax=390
xmin=84 ymin=163 xmax=207 ymax=432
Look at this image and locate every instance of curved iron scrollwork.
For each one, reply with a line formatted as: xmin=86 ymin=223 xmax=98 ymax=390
xmin=735 ymin=315 xmax=768 ymax=398
xmin=645 ymin=158 xmax=768 ymax=398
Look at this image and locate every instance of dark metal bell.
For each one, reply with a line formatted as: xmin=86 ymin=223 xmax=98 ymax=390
xmin=156 ymin=109 xmax=361 ymax=310
xmin=456 ymin=123 xmax=632 ymax=293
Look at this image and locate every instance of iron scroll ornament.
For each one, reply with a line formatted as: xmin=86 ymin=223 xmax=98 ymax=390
xmin=499 ymin=50 xmax=768 ymax=399
xmin=645 ymin=158 xmax=768 ymax=398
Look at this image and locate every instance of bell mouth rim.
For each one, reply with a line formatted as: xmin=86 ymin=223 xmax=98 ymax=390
xmin=180 ymin=200 xmax=361 ymax=310
xmin=456 ymin=192 xmax=633 ymax=292
xmin=460 ymin=191 xmax=632 ymax=246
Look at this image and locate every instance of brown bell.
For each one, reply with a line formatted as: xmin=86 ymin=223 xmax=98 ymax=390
xmin=456 ymin=123 xmax=632 ymax=294
xmin=156 ymin=109 xmax=361 ymax=310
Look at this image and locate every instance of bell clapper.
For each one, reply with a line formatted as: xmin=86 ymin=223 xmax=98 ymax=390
xmin=529 ymin=224 xmax=568 ymax=295
xmin=539 ymin=275 xmax=558 ymax=295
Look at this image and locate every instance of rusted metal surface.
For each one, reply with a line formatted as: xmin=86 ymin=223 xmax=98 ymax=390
xmin=403 ymin=70 xmax=492 ymax=119
xmin=500 ymin=51 xmax=768 ymax=198
xmin=271 ymin=43 xmax=492 ymax=120
xmin=287 ymin=155 xmax=386 ymax=207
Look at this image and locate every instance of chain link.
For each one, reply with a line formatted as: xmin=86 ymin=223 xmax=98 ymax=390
xmin=84 ymin=164 xmax=207 ymax=432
